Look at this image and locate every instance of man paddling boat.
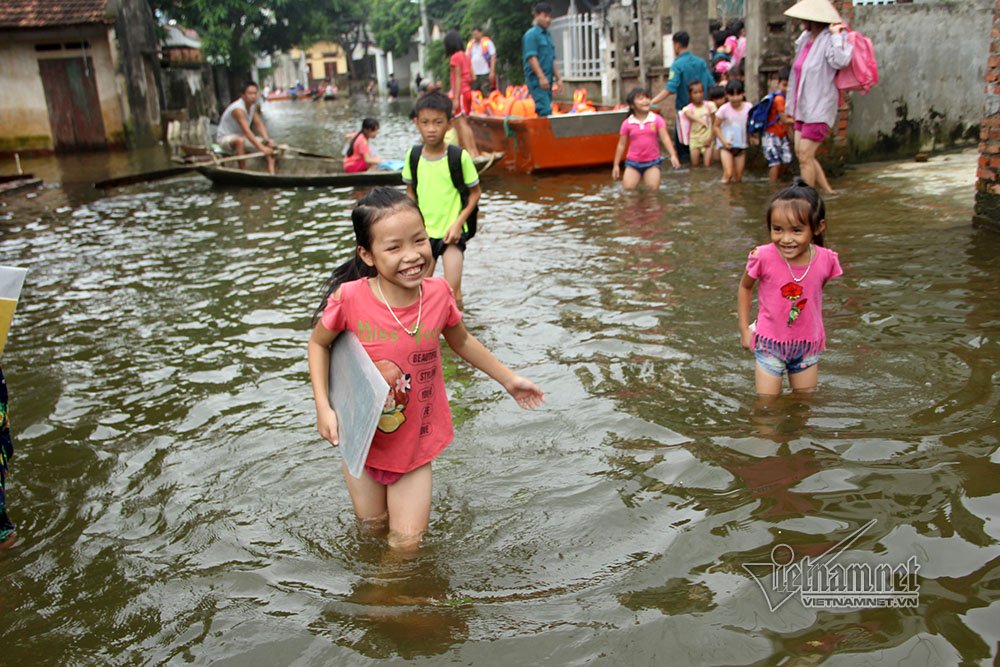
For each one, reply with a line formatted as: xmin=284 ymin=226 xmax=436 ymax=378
xmin=216 ymin=81 xmax=277 ymax=174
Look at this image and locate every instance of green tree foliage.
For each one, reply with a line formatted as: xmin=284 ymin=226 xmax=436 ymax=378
xmin=154 ymin=0 xmax=368 ymax=73
xmin=462 ymin=0 xmax=535 ymax=82
xmin=369 ymin=0 xmax=420 ymax=56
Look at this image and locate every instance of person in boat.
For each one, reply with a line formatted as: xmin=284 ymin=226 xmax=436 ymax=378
xmin=343 ymin=118 xmax=384 ymax=173
xmin=216 ymin=80 xmax=276 ymax=174
xmin=522 ymin=2 xmax=561 ymax=117
xmin=467 ymin=26 xmax=497 ymax=94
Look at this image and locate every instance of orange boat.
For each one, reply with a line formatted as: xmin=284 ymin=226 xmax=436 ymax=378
xmin=467 ymin=102 xmax=628 ymax=174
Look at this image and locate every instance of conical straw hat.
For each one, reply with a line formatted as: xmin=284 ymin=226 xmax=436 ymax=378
xmin=784 ymin=0 xmax=843 ymax=24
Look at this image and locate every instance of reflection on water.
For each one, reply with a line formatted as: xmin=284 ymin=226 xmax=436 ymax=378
xmin=1 ymin=98 xmax=999 ymax=664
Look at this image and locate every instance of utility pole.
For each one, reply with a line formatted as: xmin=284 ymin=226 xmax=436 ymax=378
xmin=417 ymin=0 xmax=430 ymax=79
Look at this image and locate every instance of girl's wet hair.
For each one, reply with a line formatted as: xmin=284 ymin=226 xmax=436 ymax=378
xmin=724 ymin=79 xmax=744 ymax=96
xmin=687 ymin=80 xmax=704 ymax=95
xmin=311 ymin=188 xmax=423 ymax=326
xmin=345 ymin=117 xmax=379 ymax=157
xmin=625 ymin=86 xmax=651 ymax=109
xmin=766 ymin=177 xmax=827 ymax=247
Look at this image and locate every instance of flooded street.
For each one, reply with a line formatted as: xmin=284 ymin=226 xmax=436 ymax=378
xmin=2 ymin=98 xmax=999 ymax=664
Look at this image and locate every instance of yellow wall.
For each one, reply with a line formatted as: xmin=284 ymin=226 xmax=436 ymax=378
xmin=0 ymin=26 xmax=125 ymax=151
xmin=292 ymin=41 xmax=348 ymax=81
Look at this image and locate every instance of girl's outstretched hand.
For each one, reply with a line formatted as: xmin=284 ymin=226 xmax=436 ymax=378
xmin=504 ymin=375 xmax=545 ymax=409
xmin=317 ymin=407 xmax=340 ymax=446
xmin=740 ymin=328 xmax=754 ymax=351
xmin=669 ymin=154 xmax=681 ymax=169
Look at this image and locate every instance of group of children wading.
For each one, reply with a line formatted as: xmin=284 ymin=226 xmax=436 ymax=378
xmin=308 ymin=88 xmax=843 ymax=555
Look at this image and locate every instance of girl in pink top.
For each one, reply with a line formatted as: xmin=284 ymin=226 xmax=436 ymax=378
xmin=612 ymin=87 xmax=680 ymax=190
xmin=737 ymin=179 xmax=843 ymax=395
xmin=307 ymin=188 xmax=543 ymax=550
xmin=342 ymin=117 xmax=382 ymax=173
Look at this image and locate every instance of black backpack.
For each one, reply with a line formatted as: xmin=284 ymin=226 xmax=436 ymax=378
xmin=407 ymin=144 xmax=478 ymax=239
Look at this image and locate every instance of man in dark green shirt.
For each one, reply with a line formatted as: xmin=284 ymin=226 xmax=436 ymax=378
xmin=651 ymin=31 xmax=715 ymax=160
xmin=523 ymin=2 xmax=562 ymax=117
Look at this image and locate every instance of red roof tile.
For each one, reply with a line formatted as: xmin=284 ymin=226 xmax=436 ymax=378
xmin=0 ymin=0 xmax=112 ymax=29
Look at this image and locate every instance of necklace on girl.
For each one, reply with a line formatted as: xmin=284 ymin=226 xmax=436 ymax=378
xmin=375 ymin=277 xmax=422 ymax=336
xmin=783 ymin=244 xmax=814 ymax=283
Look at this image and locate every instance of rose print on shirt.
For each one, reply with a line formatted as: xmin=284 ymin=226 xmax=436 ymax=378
xmin=781 ymin=282 xmax=807 ymax=326
xmin=375 ymin=359 xmax=410 ymax=433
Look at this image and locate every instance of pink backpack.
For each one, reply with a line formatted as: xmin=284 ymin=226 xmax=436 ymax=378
xmin=836 ymin=30 xmax=878 ymax=94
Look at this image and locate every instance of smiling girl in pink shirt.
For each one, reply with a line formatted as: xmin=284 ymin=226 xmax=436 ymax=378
xmin=308 ymin=188 xmax=544 ymax=551
xmin=612 ymin=87 xmax=680 ymax=190
xmin=737 ymin=179 xmax=843 ymax=396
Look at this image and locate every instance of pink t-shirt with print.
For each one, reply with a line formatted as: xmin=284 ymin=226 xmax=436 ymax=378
xmin=321 ymin=276 xmax=463 ymax=473
xmin=619 ymin=112 xmax=666 ymax=163
xmin=746 ymin=242 xmax=843 ymax=357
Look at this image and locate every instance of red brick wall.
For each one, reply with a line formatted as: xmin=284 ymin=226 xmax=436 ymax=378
xmin=977 ymin=0 xmax=1000 ymax=195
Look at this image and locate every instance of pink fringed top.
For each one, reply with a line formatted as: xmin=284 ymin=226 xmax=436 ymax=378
xmin=746 ymin=243 xmax=843 ymax=357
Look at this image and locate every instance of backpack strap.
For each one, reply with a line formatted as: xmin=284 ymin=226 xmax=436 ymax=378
xmin=408 ymin=144 xmax=423 ymax=202
xmin=446 ymin=144 xmax=468 ymax=198
xmin=446 ymin=144 xmax=478 ymax=239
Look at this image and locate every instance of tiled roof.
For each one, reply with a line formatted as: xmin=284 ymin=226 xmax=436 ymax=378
xmin=0 ymin=0 xmax=112 ymax=29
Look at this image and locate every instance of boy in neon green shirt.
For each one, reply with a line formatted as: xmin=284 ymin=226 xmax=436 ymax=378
xmin=403 ymin=92 xmax=481 ymax=305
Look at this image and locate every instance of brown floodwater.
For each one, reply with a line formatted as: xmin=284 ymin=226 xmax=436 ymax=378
xmin=1 ymin=98 xmax=998 ymax=665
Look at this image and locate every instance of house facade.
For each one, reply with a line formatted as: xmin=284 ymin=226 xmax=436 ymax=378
xmin=0 ymin=0 xmax=162 ymax=154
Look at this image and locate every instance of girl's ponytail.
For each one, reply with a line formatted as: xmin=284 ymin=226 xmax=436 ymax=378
xmin=346 ymin=118 xmax=380 ymax=157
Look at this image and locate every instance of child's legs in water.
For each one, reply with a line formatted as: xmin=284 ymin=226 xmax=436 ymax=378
xmin=342 ymin=462 xmax=389 ymax=533
xmin=622 ymin=166 xmax=642 ymax=189
xmin=788 ymin=364 xmax=818 ymax=393
xmin=754 ymin=363 xmax=784 ymax=396
xmin=704 ymin=144 xmax=714 ymax=167
xmin=386 ymin=462 xmax=432 ymax=551
xmin=340 ymin=461 xmax=433 ymax=550
xmin=441 ymin=244 xmax=465 ymax=304
xmin=733 ymin=151 xmax=746 ymax=181
xmin=690 ymin=147 xmax=703 ymax=166
xmin=719 ymin=148 xmax=734 ymax=182
xmin=642 ymin=164 xmax=662 ymax=189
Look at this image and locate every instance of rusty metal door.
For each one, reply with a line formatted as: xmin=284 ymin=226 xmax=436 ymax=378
xmin=38 ymin=57 xmax=107 ymax=151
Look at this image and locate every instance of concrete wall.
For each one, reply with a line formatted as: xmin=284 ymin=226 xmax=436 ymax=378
xmin=848 ymin=0 xmax=992 ymax=160
xmin=0 ymin=26 xmax=125 ymax=152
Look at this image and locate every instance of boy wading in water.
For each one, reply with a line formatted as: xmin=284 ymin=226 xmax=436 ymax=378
xmin=403 ymin=92 xmax=482 ymax=307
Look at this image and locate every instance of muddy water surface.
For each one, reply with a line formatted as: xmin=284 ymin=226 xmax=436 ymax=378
xmin=1 ymin=98 xmax=998 ymax=665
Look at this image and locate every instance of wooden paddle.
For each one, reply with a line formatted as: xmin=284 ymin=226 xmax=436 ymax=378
xmin=278 ymin=144 xmax=339 ymax=160
xmin=94 ymin=151 xmax=267 ymax=189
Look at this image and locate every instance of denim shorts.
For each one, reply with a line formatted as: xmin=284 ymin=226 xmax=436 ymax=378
xmin=624 ymin=157 xmax=663 ymax=174
xmin=754 ymin=340 xmax=820 ymax=377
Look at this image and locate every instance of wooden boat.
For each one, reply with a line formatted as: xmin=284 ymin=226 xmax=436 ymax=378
xmin=0 ymin=174 xmax=42 ymax=197
xmin=467 ymin=102 xmax=628 ymax=174
xmin=197 ymin=152 xmax=502 ymax=187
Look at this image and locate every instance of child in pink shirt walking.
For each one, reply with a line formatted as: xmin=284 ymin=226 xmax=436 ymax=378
xmin=612 ymin=87 xmax=680 ymax=190
xmin=308 ymin=188 xmax=543 ymax=551
xmin=737 ymin=179 xmax=843 ymax=395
